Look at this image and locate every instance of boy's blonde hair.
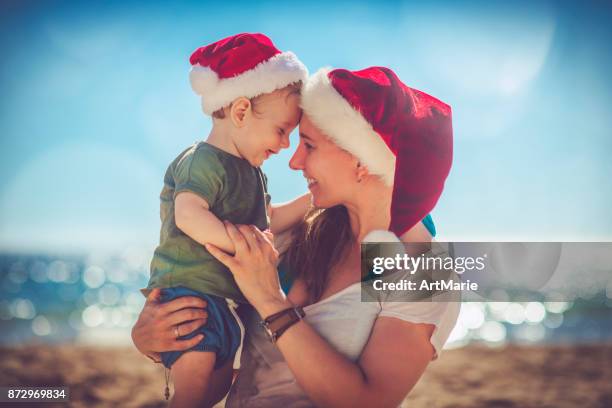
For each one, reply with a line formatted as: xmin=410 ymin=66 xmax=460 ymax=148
xmin=212 ymin=82 xmax=302 ymax=120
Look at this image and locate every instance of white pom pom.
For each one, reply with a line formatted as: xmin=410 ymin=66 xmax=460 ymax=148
xmin=189 ymin=66 xmax=219 ymax=96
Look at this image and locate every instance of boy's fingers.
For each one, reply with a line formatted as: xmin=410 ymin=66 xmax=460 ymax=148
xmin=170 ymin=334 xmax=205 ymax=351
xmin=205 ymin=243 xmax=236 ymax=269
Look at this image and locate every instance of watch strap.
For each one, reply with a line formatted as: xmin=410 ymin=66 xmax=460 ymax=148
xmin=262 ymin=306 xmax=305 ymax=343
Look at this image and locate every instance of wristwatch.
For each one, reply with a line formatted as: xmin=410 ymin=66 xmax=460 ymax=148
xmin=260 ymin=306 xmax=305 ymax=343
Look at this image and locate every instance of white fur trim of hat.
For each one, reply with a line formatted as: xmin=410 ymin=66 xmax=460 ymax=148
xmin=299 ymin=68 xmax=396 ymax=185
xmin=190 ymin=51 xmax=308 ymax=115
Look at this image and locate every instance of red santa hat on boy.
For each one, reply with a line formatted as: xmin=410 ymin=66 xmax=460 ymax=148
xmin=189 ymin=33 xmax=308 ymax=115
xmin=300 ymin=67 xmax=453 ymax=237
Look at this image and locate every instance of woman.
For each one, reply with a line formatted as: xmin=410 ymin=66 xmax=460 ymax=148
xmin=133 ymin=66 xmax=458 ymax=407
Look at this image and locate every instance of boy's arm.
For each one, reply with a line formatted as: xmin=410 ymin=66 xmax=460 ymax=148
xmin=269 ymin=192 xmax=311 ymax=235
xmin=174 ymin=191 xmax=235 ymax=254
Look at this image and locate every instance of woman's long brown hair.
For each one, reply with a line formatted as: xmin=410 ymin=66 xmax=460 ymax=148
xmin=283 ymin=205 xmax=354 ymax=303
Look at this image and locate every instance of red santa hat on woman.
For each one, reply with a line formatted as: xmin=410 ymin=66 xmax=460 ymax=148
xmin=189 ymin=33 xmax=308 ymax=115
xmin=300 ymin=67 xmax=453 ymax=238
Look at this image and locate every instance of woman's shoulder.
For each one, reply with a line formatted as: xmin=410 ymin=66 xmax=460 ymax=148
xmin=378 ymin=298 xmax=460 ymax=359
xmin=312 ymin=272 xmax=460 ymax=360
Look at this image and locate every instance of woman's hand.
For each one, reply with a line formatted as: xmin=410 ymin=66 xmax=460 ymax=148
xmin=205 ymin=222 xmax=292 ymax=317
xmin=131 ymin=288 xmax=209 ymax=362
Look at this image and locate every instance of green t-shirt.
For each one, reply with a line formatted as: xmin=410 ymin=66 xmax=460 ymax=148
xmin=145 ymin=142 xmax=270 ymax=302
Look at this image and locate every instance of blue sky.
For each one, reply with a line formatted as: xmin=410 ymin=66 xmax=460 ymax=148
xmin=1 ymin=0 xmax=611 ymax=253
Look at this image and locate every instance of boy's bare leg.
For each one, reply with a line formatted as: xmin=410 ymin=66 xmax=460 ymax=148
xmin=204 ymin=358 xmax=234 ymax=407
xmin=169 ymin=351 xmax=233 ymax=408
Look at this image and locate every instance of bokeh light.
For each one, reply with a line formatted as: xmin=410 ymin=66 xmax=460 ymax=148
xmin=83 ymin=266 xmax=105 ymax=289
xmin=524 ymin=302 xmax=547 ymax=323
xmin=503 ymin=303 xmax=526 ymax=325
xmin=479 ymin=321 xmax=507 ymax=344
xmin=82 ymin=305 xmax=104 ymax=328
xmin=10 ymin=298 xmax=36 ymax=320
xmin=32 ymin=315 xmax=52 ymax=336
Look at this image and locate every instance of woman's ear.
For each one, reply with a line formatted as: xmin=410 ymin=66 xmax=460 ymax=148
xmin=356 ymin=161 xmax=370 ymax=183
xmin=230 ymin=97 xmax=251 ymax=127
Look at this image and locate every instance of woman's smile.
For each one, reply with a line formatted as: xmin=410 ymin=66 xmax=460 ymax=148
xmin=305 ymin=176 xmax=318 ymax=189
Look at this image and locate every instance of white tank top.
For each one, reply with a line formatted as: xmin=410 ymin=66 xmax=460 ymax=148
xmin=226 ymin=282 xmax=460 ymax=407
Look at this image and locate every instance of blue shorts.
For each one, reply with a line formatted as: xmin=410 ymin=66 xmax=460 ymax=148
xmin=159 ymin=286 xmax=243 ymax=370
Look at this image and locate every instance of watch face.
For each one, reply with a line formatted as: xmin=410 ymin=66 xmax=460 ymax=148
xmin=260 ymin=307 xmax=304 ymax=343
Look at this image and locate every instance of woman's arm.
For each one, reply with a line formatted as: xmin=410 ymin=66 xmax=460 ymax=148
xmin=275 ymin=314 xmax=434 ymax=407
xmin=206 ymin=223 xmax=436 ymax=407
xmin=269 ymin=192 xmax=311 ymax=235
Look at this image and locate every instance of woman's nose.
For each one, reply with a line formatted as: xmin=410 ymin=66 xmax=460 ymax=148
xmin=289 ymin=145 xmax=304 ymax=170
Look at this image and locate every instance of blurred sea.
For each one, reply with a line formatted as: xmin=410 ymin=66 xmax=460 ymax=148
xmin=1 ymin=252 xmax=612 ymax=348
xmin=0 ymin=251 xmax=150 ymax=346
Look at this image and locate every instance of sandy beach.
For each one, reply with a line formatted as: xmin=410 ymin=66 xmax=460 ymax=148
xmin=1 ymin=344 xmax=610 ymax=407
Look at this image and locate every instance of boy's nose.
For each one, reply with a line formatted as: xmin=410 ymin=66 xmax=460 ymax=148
xmin=280 ymin=133 xmax=290 ymax=149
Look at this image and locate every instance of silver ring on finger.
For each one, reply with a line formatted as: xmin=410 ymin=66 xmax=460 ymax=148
xmin=174 ymin=324 xmax=180 ymax=339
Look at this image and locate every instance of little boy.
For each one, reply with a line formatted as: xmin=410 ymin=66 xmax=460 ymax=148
xmin=143 ymin=33 xmax=310 ymax=407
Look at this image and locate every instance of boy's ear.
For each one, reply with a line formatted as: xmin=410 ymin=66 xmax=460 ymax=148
xmin=230 ymin=97 xmax=251 ymax=127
